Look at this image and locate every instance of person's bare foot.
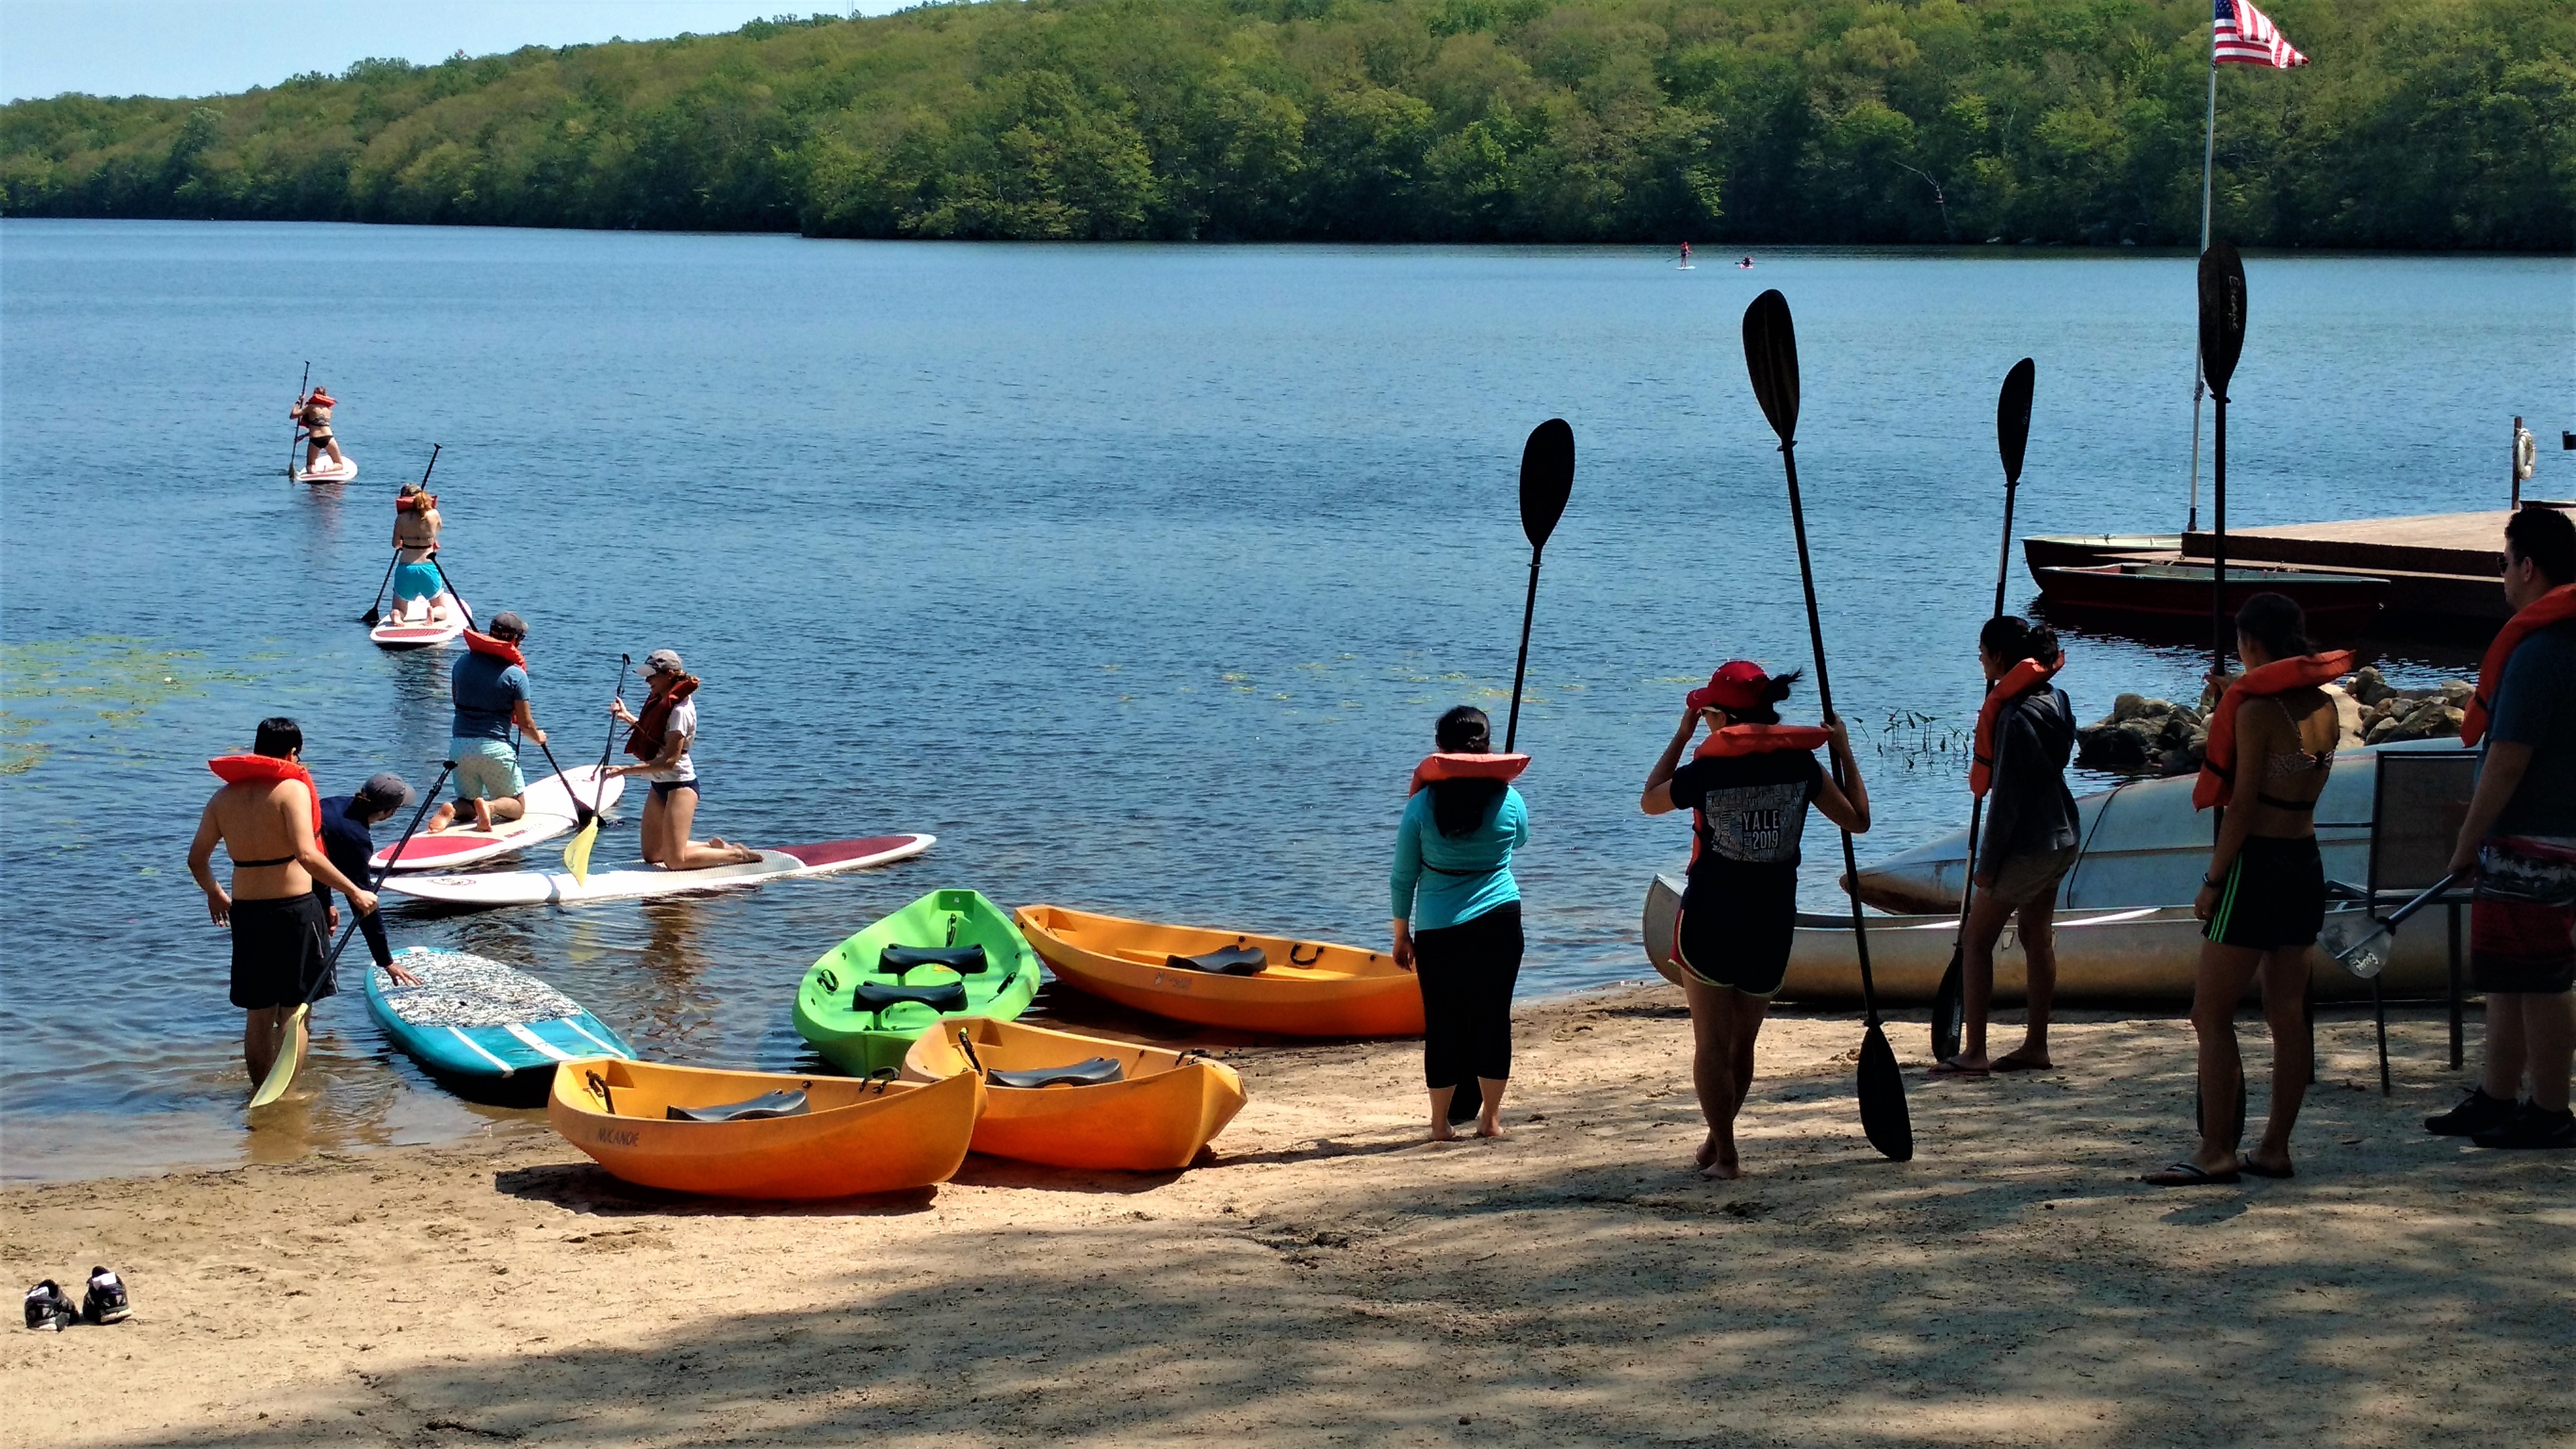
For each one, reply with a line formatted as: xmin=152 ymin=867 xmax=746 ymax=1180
xmin=1992 ymin=1049 xmax=2054 ymax=1073
xmin=1696 ymin=1134 xmax=1720 ymax=1169
xmin=1474 ymin=1118 xmax=1509 ymax=1139
xmin=1428 ymin=1122 xmax=1460 ymax=1142
xmin=472 ymin=801 xmax=494 ymax=833
xmin=425 ymin=805 xmax=456 ymax=833
xmin=708 ymin=837 xmax=761 ymax=864
xmin=1699 ymin=1148 xmax=1742 ymax=1181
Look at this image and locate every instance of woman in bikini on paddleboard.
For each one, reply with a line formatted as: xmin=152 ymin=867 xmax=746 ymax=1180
xmin=605 ymin=649 xmax=759 ymax=870
xmin=293 ymin=385 xmax=346 ymax=476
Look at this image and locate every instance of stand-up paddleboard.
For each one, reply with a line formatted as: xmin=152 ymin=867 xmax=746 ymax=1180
xmin=366 ymin=947 xmax=633 ymax=1098
xmin=299 ymin=452 xmax=358 ymax=484
xmin=369 ymin=592 xmax=467 ymax=651
xmin=384 ymin=833 xmax=935 ymax=908
xmin=370 ymin=766 xmax=625 ymax=872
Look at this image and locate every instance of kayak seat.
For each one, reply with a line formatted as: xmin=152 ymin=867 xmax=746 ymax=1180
xmin=1167 ymin=945 xmax=1267 ymax=976
xmin=666 ymin=1089 xmax=810 ymax=1124
xmin=987 ymin=1057 xmax=1126 ymax=1089
xmin=857 ymin=980 xmax=969 ymax=1013
xmin=881 ymin=944 xmax=991 ymax=975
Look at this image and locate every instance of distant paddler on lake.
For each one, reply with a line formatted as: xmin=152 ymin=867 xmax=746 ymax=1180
xmin=387 ymin=482 xmax=449 ymax=625
xmin=292 ymin=383 xmax=353 ymax=482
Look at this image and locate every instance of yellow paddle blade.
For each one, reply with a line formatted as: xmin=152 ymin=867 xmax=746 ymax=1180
xmin=562 ymin=818 xmax=599 ymax=885
xmin=247 ymin=1004 xmax=310 ymax=1109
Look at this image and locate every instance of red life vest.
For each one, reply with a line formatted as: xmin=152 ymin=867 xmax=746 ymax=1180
xmin=2463 ymin=583 xmax=2576 ymax=746
xmin=2193 ymin=651 xmax=2354 ymax=810
xmin=626 ymin=675 xmax=702 ymax=761
xmin=1407 ymin=752 xmax=1529 ymax=796
xmin=1970 ymin=655 xmax=2065 ymax=798
xmin=1693 ymin=724 xmax=1831 ymax=759
xmin=462 ymin=631 xmax=525 ymax=667
xmin=207 ymin=754 xmax=321 ymax=845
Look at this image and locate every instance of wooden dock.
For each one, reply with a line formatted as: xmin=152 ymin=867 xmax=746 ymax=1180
xmin=2174 ymin=507 xmax=2546 ymax=625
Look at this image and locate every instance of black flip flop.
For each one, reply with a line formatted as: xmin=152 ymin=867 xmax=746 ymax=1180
xmin=2142 ymin=1161 xmax=2241 ymax=1187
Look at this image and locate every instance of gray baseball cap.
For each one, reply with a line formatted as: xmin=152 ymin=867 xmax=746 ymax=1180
xmin=489 ymin=611 xmax=529 ymax=640
xmin=644 ymin=648 xmax=684 ymax=674
xmin=358 ymin=773 xmax=413 ymax=810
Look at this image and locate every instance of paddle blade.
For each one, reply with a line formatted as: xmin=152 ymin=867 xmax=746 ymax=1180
xmin=1857 ymin=1020 xmax=1914 ymax=1161
xmin=2197 ymin=243 xmax=2247 ymax=397
xmin=1996 ymin=357 xmax=2035 ymax=485
xmin=246 ymin=1004 xmax=310 ymax=1109
xmin=360 ymin=607 xmax=381 ymax=626
xmin=562 ymin=818 xmax=599 ymax=886
xmin=1931 ymin=951 xmax=1964 ymax=1063
xmin=1740 ymin=289 xmax=1801 ymax=444
xmin=1518 ymin=419 xmax=1575 ymax=551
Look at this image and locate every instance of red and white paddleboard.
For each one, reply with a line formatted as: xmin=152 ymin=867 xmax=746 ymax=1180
xmin=370 ymin=592 xmax=468 ymax=651
xmin=299 ymin=452 xmax=359 ymax=484
xmin=370 ymin=766 xmax=627 ymax=872
xmin=382 ymin=833 xmax=936 ymax=908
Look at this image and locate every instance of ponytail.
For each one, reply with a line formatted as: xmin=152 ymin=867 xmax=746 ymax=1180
xmin=1978 ymin=615 xmax=2061 ymax=669
xmin=2235 ymin=592 xmax=2313 ymax=660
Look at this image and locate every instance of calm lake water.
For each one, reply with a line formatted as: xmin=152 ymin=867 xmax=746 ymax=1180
xmin=3 ymin=221 xmax=2565 ymax=1181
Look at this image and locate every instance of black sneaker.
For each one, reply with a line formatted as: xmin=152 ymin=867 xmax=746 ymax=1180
xmin=2425 ymin=1085 xmax=2517 ymax=1136
xmin=80 ymin=1268 xmax=128 ymax=1326
xmin=2471 ymin=1102 xmax=2576 ymax=1150
xmin=23 ymin=1281 xmax=75 ymax=1332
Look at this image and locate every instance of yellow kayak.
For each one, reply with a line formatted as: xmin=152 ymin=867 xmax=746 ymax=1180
xmin=903 ymin=1018 xmax=1246 ymax=1171
xmin=1015 ymin=904 xmax=1424 ymax=1037
xmin=548 ymin=1057 xmax=981 ymax=1200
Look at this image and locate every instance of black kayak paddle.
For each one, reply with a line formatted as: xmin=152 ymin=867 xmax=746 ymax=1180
xmin=1505 ymin=419 xmax=1575 ymax=753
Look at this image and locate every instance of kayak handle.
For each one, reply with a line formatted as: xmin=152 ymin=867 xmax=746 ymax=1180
xmin=1289 ymin=943 xmax=1324 ymax=967
xmin=585 ymin=1069 xmax=614 ymax=1115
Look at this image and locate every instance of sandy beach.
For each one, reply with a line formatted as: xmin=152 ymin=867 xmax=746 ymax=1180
xmin=7 ymin=985 xmax=2570 ymax=1447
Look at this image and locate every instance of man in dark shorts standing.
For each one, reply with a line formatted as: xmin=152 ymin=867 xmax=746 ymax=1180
xmin=185 ymin=718 xmax=378 ymax=1083
xmin=2432 ymin=505 xmax=2576 ymax=1150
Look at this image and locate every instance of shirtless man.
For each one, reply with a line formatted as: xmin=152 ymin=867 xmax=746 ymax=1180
xmin=186 ymin=718 xmax=378 ymax=1084
xmin=390 ymin=482 xmax=446 ymax=624
xmin=292 ymin=386 xmax=346 ymax=474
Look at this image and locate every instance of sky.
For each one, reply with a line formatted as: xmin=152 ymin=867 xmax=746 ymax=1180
xmin=1 ymin=1 xmax=911 ymax=103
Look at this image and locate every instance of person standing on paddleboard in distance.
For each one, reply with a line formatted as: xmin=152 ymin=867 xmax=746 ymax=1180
xmin=292 ymin=384 xmax=345 ymax=476
xmin=2146 ymin=593 xmax=2349 ymax=1187
xmin=1935 ymin=618 xmax=2078 ymax=1078
xmin=389 ymin=483 xmax=445 ymax=625
xmin=185 ymin=718 xmax=378 ymax=1083
xmin=1679 ymin=241 xmax=1692 ymax=266
xmin=1642 ymin=662 xmax=1870 ymax=1180
xmin=318 ymin=773 xmax=419 ymax=985
xmin=2428 ymin=505 xmax=2576 ymax=1150
xmin=427 ymin=611 xmax=545 ymax=835
xmin=604 ymin=649 xmax=759 ymax=869
xmin=1389 ymin=706 xmax=1529 ymax=1141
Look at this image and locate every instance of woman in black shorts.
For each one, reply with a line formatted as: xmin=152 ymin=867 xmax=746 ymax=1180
xmin=2147 ymin=593 xmax=2350 ymax=1185
xmin=1642 ymin=661 xmax=1870 ymax=1179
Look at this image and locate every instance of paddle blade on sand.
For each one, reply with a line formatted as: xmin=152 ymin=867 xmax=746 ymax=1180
xmin=562 ymin=819 xmax=599 ymax=886
xmin=247 ymin=1004 xmax=311 ymax=1109
xmin=1858 ymin=1020 xmax=1913 ymax=1161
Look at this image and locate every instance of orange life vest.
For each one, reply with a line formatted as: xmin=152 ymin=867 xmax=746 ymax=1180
xmin=462 ymin=631 xmax=525 ymax=666
xmin=207 ymin=754 xmax=321 ymax=845
xmin=1693 ymin=724 xmax=1831 ymax=759
xmin=1407 ymin=751 xmax=1529 ymax=796
xmin=2463 ymin=583 xmax=2576 ymax=747
xmin=2193 ymin=651 xmax=2354 ymax=810
xmin=626 ymin=675 xmax=702 ymax=761
xmin=1970 ymin=655 xmax=2065 ymax=798
xmin=396 ymin=492 xmax=437 ymax=514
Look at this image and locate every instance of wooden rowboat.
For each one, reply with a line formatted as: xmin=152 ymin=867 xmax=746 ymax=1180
xmin=547 ymin=1058 xmax=982 ymax=1200
xmin=2021 ymin=533 xmax=2180 ymax=575
xmin=902 ymin=1018 xmax=1246 ymax=1171
xmin=2035 ymin=562 xmax=2387 ymax=625
xmin=1014 ymin=904 xmax=1424 ymax=1037
xmin=1644 ymin=873 xmax=2452 ymax=1006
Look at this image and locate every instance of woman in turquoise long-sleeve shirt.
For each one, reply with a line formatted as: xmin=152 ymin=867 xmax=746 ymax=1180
xmin=1391 ymin=706 xmax=1529 ymax=1140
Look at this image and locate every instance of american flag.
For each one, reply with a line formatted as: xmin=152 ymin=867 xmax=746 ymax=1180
xmin=2215 ymin=0 xmax=2308 ymax=68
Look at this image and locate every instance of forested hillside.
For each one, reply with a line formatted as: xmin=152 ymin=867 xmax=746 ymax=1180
xmin=3 ymin=0 xmax=2567 ymax=247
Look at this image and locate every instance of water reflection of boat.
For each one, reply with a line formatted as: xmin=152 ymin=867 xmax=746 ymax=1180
xmin=2035 ymin=561 xmax=2388 ymax=626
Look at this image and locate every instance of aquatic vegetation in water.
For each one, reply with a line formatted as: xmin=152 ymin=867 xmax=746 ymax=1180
xmin=0 ymin=637 xmax=254 ymax=776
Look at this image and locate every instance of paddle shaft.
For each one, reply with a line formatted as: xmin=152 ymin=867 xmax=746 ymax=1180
xmin=1504 ymin=549 xmax=1543 ymax=753
xmin=1777 ymin=443 xmax=1882 ymax=1022
xmin=528 ymin=731 xmax=596 ymax=828
xmin=426 ymin=554 xmax=476 ymax=629
xmin=288 ymin=362 xmax=308 ymax=478
xmin=590 ymin=655 xmax=631 ymax=816
xmin=362 ymin=552 xmax=398 ymax=623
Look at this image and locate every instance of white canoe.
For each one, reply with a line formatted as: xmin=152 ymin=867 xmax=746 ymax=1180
xmin=370 ymin=592 xmax=468 ymax=651
xmin=384 ymin=833 xmax=935 ymax=908
xmin=1643 ymin=873 xmax=2457 ymax=1007
xmin=370 ymin=766 xmax=627 ymax=872
xmin=1854 ymin=737 xmax=2473 ymax=915
xmin=299 ymin=452 xmax=358 ymax=484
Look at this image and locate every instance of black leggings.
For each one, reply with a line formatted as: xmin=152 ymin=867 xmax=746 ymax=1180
xmin=1414 ymin=902 xmax=1522 ymax=1091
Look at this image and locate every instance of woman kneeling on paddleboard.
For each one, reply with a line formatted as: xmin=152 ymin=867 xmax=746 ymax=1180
xmin=1642 ymin=662 xmax=1870 ymax=1179
xmin=606 ymin=649 xmax=759 ymax=870
xmin=1391 ymin=706 xmax=1529 ymax=1142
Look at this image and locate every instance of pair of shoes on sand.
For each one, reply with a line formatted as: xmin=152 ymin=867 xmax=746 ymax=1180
xmin=2427 ymin=1087 xmax=2575 ymax=1148
xmin=23 ymin=1269 xmax=126 ymax=1332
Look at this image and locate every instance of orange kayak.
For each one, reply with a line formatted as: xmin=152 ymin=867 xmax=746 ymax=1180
xmin=903 ymin=1017 xmax=1246 ymax=1171
xmin=548 ymin=1058 xmax=982 ymax=1200
xmin=1014 ymin=904 xmax=1424 ymax=1037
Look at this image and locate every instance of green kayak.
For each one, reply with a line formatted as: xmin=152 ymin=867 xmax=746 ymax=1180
xmin=793 ymin=888 xmax=1043 ymax=1076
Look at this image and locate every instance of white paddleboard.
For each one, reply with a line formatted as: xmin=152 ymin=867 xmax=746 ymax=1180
xmin=371 ymin=765 xmax=627 ymax=871
xmin=383 ymin=833 xmax=935 ymax=908
xmin=299 ymin=452 xmax=359 ymax=484
xmin=370 ymin=592 xmax=468 ymax=651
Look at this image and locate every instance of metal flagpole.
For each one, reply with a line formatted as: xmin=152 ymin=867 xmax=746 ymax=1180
xmin=2187 ymin=37 xmax=2217 ymax=536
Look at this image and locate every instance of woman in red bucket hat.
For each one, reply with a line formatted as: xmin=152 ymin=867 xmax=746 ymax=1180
xmin=1642 ymin=660 xmax=1870 ymax=1179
